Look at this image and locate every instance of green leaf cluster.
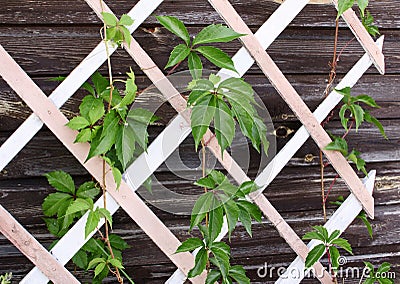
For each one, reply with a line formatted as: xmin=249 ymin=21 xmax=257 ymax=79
xmin=0 ymin=273 xmax=12 ymax=284
xmin=325 ymin=134 xmax=368 ymax=175
xmin=363 ymin=262 xmax=394 ymax=284
xmin=177 ymin=171 xmax=261 ymax=282
xmin=65 ymin=71 xmax=156 ymax=185
xmin=337 ymin=0 xmax=368 ymax=18
xmin=42 ymin=171 xmax=130 ymax=283
xmin=42 ymin=171 xmax=100 ymax=237
xmin=101 ymin=12 xmax=134 ymax=46
xmin=331 ymin=196 xmax=373 ymax=239
xmin=177 ymin=238 xmax=250 ymax=283
xmin=156 ymin=16 xmax=245 ymax=77
xmin=303 ymin=226 xmax=353 ymax=271
xmin=79 ymin=235 xmax=129 ymax=283
xmin=188 ymin=74 xmax=269 ymax=156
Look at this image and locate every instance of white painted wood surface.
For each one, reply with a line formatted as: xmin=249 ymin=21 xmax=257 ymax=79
xmin=0 ymin=0 xmax=162 ymax=173
xmin=0 ymin=0 xmax=384 ymax=282
xmin=276 ymin=171 xmax=375 ymax=283
xmin=167 ymin=36 xmax=383 ymax=284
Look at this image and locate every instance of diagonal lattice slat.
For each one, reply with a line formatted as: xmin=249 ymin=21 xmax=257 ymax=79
xmin=209 ymin=0 xmax=375 ymax=217
xmin=0 ymin=0 xmax=385 ymax=283
xmin=0 ymin=45 xmax=207 ymax=284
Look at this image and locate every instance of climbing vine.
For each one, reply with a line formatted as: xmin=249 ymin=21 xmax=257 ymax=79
xmin=36 ymin=1 xmax=394 ymax=283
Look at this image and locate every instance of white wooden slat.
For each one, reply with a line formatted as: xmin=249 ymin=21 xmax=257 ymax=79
xmin=22 ymin=114 xmax=191 ymax=283
xmin=255 ymin=36 xmax=384 ymax=190
xmin=210 ymin=0 xmax=375 ymax=218
xmin=219 ymin=0 xmax=309 ymax=79
xmin=276 ymin=171 xmax=375 ymax=283
xmin=0 ymin=0 xmax=162 ymax=173
xmin=0 ymin=44 xmax=206 ymax=284
xmin=166 ymin=34 xmax=383 ymax=284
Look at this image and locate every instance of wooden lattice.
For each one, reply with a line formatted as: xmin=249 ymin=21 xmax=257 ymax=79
xmin=0 ymin=0 xmax=385 ymax=283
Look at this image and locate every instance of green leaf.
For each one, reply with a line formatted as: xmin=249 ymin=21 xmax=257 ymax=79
xmin=43 ymin=217 xmax=60 ymax=236
xmin=331 ymin=238 xmax=353 ymax=254
xmin=206 ymin=269 xmax=222 ymax=284
xmin=364 ymin=111 xmax=387 ymax=139
xmin=188 ymin=78 xmax=214 ymax=92
xmin=165 ymin=44 xmax=191 ymax=69
xmin=127 ymin=108 xmax=155 ymax=150
xmin=109 ymin=234 xmax=130 ymax=250
xmin=76 ymin=182 xmax=100 ymax=199
xmin=176 ymin=238 xmax=204 ymax=253
xmin=196 ymin=46 xmax=236 ymax=72
xmin=191 ymin=95 xmax=216 ymax=151
xmin=229 ymin=265 xmax=250 ymax=284
xmin=91 ymin=72 xmax=109 ymax=95
xmin=101 ymin=12 xmax=118 ymax=26
xmin=188 ymin=247 xmax=208 ymax=278
xmin=238 ymin=181 xmax=258 ymax=196
xmin=194 ymin=176 xmax=216 ymax=189
xmin=108 ymin=258 xmax=124 ymax=269
xmin=188 ymin=52 xmax=203 ymax=79
xmin=350 ymin=104 xmax=365 ymax=131
xmin=222 ymin=199 xmax=239 ymax=239
xmin=210 ymin=242 xmax=230 ymax=279
xmin=362 ymin=10 xmax=380 ymax=37
xmin=302 ymin=231 xmax=326 ymax=243
xmin=209 ymin=204 xmax=224 ymax=242
xmin=156 ymin=15 xmax=190 ymax=45
xmin=339 ymin=104 xmax=350 ymax=131
xmin=209 ymin=74 xmax=221 ymax=86
xmin=305 ymin=243 xmax=326 ymax=269
xmin=329 ymin=246 xmax=341 ymax=271
xmin=313 ymin=225 xmax=329 ymax=240
xmin=193 ymin=24 xmax=244 ymax=46
xmin=119 ymin=80 xmax=137 ymax=108
xmin=119 ymin=14 xmax=134 ymax=26
xmin=190 ymin=191 xmax=214 ymax=230
xmin=327 ymin=230 xmax=341 ymax=243
xmin=94 ymin=262 xmax=106 ymax=278
xmin=100 ymin=88 xmax=122 ymax=108
xmin=98 ymin=207 xmax=113 ymax=228
xmin=377 ymin=262 xmax=391 ymax=274
xmin=75 ymin=128 xmax=92 ymax=143
xmin=336 ymin=86 xmax=352 ymax=101
xmin=112 ymin=166 xmax=122 ymax=190
xmin=354 ymin=94 xmax=379 ymax=107
xmin=87 ymin=111 xmax=120 ymax=160
xmin=85 ymin=210 xmax=100 ymax=238
xmin=214 ymin=99 xmax=235 ymax=156
xmin=237 ymin=200 xmax=262 ymax=223
xmin=358 ymin=212 xmax=373 ymax=239
xmin=115 ymin=124 xmax=136 ymax=171
xmin=120 ymin=25 xmax=132 ymax=46
xmin=66 ymin=116 xmax=90 ymax=130
xmin=79 ymin=95 xmax=105 ymax=125
xmin=357 ymin=0 xmax=368 ymax=16
xmin=209 ymin=170 xmax=228 ymax=185
xmin=72 ymin=249 xmax=88 ymax=269
xmin=337 ymin=0 xmax=355 ymax=19
xmin=325 ymin=137 xmax=348 ymax=156
xmin=66 ymin=198 xmax=93 ymax=216
xmin=347 ymin=149 xmax=367 ymax=176
xmin=378 ymin=279 xmax=394 ymax=284
xmin=88 ymin=257 xmax=106 ymax=269
xmin=44 ymin=171 xmax=75 ymax=194
xmin=238 ymin=204 xmax=252 ymax=237
xmin=252 ymin=116 xmax=269 ymax=156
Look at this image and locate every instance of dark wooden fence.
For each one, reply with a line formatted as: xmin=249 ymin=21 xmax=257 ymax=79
xmin=0 ymin=1 xmax=399 ymax=283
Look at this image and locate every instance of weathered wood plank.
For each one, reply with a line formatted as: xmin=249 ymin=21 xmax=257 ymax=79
xmin=0 ymin=27 xmax=399 ymax=76
xmin=1 ymin=74 xmax=400 ymax=131
xmin=0 ymin=118 xmax=397 ymax=179
xmin=0 ymin=0 xmax=399 ymax=29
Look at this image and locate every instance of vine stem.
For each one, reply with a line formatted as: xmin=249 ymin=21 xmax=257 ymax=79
xmin=320 ymin=19 xmax=340 ymax=223
xmin=100 ymin=0 xmax=121 ymax=282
